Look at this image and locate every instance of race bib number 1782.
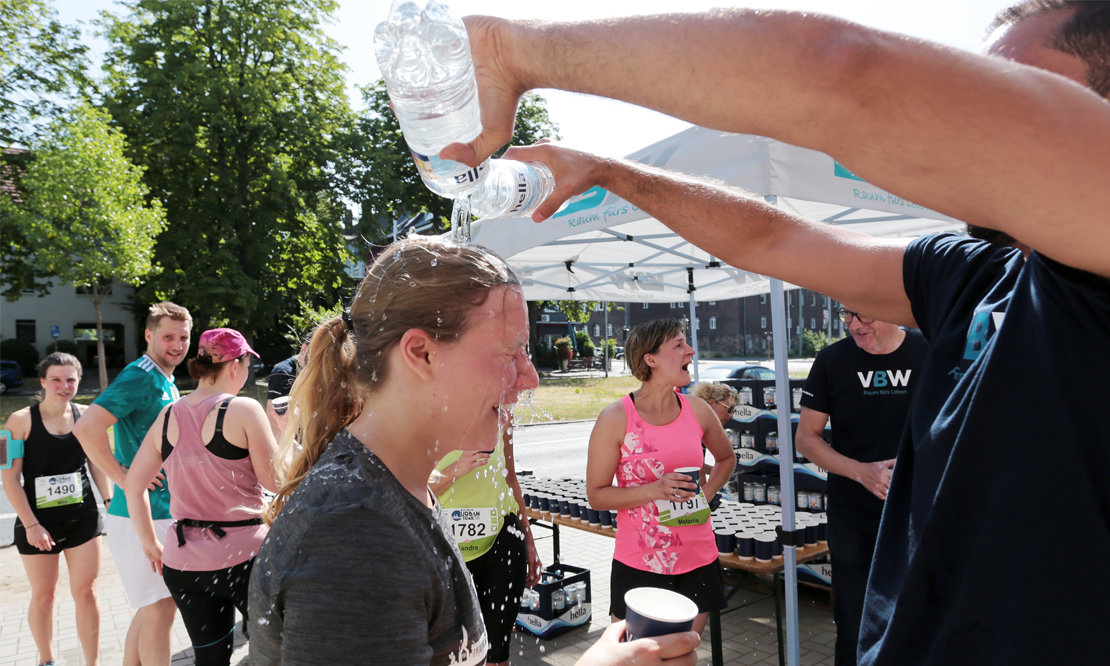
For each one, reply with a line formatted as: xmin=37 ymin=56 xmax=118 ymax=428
xmin=448 ymin=507 xmax=497 ymax=543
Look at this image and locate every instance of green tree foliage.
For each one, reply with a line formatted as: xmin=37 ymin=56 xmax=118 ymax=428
xmin=574 ymin=328 xmax=595 ymax=357
xmin=283 ymin=299 xmax=344 ymax=347
xmin=801 ymin=329 xmax=832 ymax=358
xmin=1 ymin=0 xmax=92 ymax=297
xmin=99 ymin=0 xmax=354 ymax=335
xmin=0 ymin=0 xmax=90 ymax=146
xmin=337 ymin=82 xmax=563 ymax=244
xmin=0 ymin=103 xmax=166 ymax=389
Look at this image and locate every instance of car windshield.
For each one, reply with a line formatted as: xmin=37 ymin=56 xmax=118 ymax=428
xmin=699 ymin=366 xmax=737 ymax=380
xmin=739 ymin=367 xmax=776 ymax=380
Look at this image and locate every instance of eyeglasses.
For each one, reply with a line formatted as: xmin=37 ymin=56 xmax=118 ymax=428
xmin=837 ymin=309 xmax=874 ymax=324
xmin=715 ymin=401 xmax=737 ymax=416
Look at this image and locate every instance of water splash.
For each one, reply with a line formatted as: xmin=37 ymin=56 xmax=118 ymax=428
xmin=451 ymin=195 xmax=471 ymax=242
xmin=514 ymin=389 xmax=554 ymax=425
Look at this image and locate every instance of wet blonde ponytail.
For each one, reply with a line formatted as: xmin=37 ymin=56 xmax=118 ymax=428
xmin=264 ymin=316 xmax=361 ymax=523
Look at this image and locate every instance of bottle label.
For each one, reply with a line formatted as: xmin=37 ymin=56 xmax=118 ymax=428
xmin=507 ymin=168 xmax=534 ymax=216
xmin=411 ymin=150 xmax=486 ymax=186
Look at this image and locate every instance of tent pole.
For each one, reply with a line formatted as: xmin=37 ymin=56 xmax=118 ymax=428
xmin=766 ymin=194 xmax=800 ymax=666
xmin=604 ymin=302 xmax=610 ymax=378
xmin=771 ymin=277 xmax=801 ymax=666
xmin=688 ymin=268 xmax=699 ymax=384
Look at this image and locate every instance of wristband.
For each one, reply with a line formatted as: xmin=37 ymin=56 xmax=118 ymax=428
xmin=0 ymin=430 xmax=25 ymax=470
xmin=25 ymin=522 xmax=40 ymax=529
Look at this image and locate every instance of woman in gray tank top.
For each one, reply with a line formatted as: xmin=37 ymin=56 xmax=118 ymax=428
xmin=248 ymin=237 xmax=701 ymax=666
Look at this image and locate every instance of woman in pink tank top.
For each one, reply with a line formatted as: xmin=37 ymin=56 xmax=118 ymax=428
xmin=124 ymin=329 xmax=280 ymax=666
xmin=587 ymin=319 xmax=736 ymax=633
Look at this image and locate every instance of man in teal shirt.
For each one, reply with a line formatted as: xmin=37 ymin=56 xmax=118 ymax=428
xmin=75 ymin=301 xmax=191 ymax=666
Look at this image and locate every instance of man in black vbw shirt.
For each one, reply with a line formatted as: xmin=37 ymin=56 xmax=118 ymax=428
xmin=796 ymin=310 xmax=927 ymax=666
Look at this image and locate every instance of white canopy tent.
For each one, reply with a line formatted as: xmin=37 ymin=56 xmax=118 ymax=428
xmin=471 ymin=127 xmax=964 ymax=304
xmin=468 ymin=127 xmax=967 ymax=666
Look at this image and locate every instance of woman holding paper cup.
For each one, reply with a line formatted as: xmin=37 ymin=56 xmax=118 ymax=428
xmin=2 ymin=352 xmax=112 ymax=666
xmin=587 ymin=319 xmax=736 ymax=633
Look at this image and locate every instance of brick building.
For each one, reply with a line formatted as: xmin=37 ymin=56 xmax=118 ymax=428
xmin=577 ymin=288 xmax=849 ymax=358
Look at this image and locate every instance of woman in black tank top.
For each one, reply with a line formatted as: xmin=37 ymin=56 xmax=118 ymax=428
xmin=1 ymin=353 xmax=112 ymax=666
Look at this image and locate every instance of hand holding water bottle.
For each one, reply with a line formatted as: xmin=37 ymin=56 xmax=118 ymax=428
xmin=437 ymin=15 xmax=530 ymax=174
xmin=376 ymin=3 xmax=561 ymax=222
xmin=501 ymin=141 xmax=611 ymax=222
xmin=375 ymin=0 xmax=490 ymax=196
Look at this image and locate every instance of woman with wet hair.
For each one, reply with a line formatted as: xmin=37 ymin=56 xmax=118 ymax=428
xmin=124 ymin=329 xmax=279 ymax=666
xmin=2 ymin=352 xmax=112 ymax=666
xmin=248 ymin=237 xmax=700 ymax=666
xmin=587 ymin=319 xmax=736 ymax=634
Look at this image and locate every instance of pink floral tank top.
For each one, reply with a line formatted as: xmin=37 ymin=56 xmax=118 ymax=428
xmin=613 ymin=392 xmax=717 ymax=575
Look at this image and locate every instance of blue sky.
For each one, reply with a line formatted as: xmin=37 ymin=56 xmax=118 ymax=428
xmin=54 ymin=0 xmax=1008 ymax=157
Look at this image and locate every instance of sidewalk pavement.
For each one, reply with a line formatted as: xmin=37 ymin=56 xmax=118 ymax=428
xmin=1 ymin=525 xmax=835 ymax=666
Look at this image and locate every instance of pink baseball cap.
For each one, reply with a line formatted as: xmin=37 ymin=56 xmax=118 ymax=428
xmin=198 ymin=328 xmax=259 ymax=363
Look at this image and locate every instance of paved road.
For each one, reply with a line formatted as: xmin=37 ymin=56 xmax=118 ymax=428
xmin=512 ymin=420 xmax=594 ymax=480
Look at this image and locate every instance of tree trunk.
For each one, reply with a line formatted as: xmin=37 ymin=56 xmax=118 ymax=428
xmin=93 ymin=286 xmax=109 ymax=391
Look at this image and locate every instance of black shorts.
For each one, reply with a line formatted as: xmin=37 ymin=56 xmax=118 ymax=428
xmin=14 ymin=511 xmax=104 ymax=555
xmin=609 ymin=558 xmax=727 ymax=619
xmin=464 ymin=513 xmax=528 ymax=663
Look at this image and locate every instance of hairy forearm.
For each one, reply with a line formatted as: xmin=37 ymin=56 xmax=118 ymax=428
xmin=502 ymin=11 xmax=1110 ymax=275
xmin=795 ymin=431 xmax=858 ymax=481
xmin=508 ymin=11 xmax=859 ymax=141
xmin=593 ymin=156 xmax=915 ymax=324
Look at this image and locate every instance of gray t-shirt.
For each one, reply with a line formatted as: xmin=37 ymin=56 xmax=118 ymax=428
xmin=248 ymin=431 xmax=489 ymax=665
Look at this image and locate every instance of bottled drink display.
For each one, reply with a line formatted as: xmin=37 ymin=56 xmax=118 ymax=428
xmin=469 ymin=160 xmax=557 ymax=219
xmin=374 ymin=0 xmax=488 ymax=196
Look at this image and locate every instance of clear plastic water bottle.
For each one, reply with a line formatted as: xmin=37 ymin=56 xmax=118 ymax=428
xmin=469 ymin=160 xmax=556 ymax=219
xmin=374 ymin=0 xmax=489 ymax=196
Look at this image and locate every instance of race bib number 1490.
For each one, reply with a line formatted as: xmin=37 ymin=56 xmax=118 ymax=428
xmin=35 ymin=472 xmax=82 ymax=509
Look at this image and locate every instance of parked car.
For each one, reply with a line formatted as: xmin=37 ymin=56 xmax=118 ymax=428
xmin=1 ymin=360 xmax=24 ymax=394
xmin=697 ymin=364 xmax=776 ymax=381
xmin=683 ymin=364 xmax=775 ymax=393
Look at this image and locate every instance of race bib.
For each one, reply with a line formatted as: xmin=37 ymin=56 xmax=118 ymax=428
xmin=35 ymin=472 xmax=82 ymax=509
xmin=655 ymin=491 xmax=711 ymax=527
xmin=447 ymin=507 xmax=497 ymax=543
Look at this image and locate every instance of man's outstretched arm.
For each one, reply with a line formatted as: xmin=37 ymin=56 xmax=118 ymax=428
xmin=503 ymin=142 xmax=917 ymax=327
xmin=446 ymin=10 xmax=1110 ymax=278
